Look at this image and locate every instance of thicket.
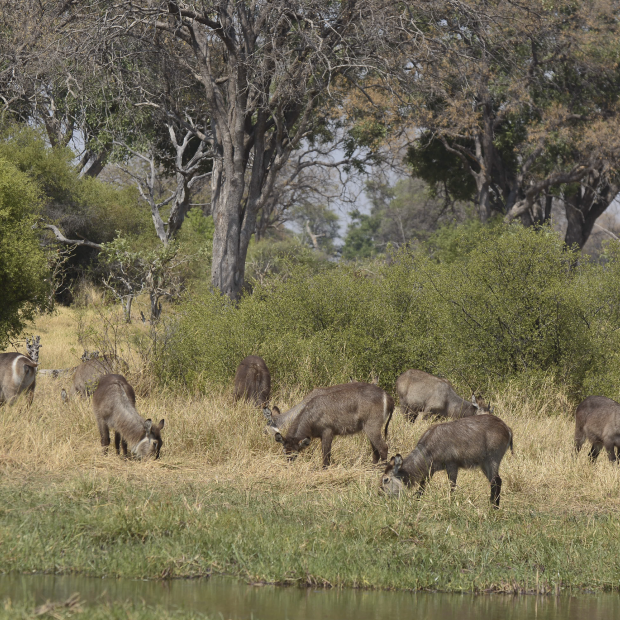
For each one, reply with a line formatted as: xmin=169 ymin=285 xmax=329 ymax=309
xmin=0 ymin=158 xmax=50 ymax=347
xmin=161 ymin=224 xmax=620 ymax=400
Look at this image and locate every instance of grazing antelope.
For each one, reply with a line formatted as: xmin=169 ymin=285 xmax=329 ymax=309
xmin=234 ymin=355 xmax=271 ymax=407
xmin=64 ymin=354 xmax=129 ymax=399
xmin=264 ymin=382 xmax=394 ymax=467
xmin=92 ymin=374 xmax=164 ymax=459
xmin=381 ymin=415 xmax=513 ymax=508
xmin=0 ymin=352 xmax=37 ymax=405
xmin=575 ymin=396 xmax=620 ymax=462
xmin=396 ymin=369 xmax=491 ymax=422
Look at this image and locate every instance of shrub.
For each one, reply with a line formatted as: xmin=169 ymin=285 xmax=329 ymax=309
xmin=161 ymin=223 xmax=620 ymax=401
xmin=422 ymin=225 xmax=607 ymax=395
xmin=0 ymin=159 xmax=50 ymax=346
xmin=161 ymin=259 xmax=436 ymax=393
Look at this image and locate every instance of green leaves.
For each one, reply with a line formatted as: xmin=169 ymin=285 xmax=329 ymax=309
xmin=164 ymin=222 xmax=620 ymax=399
xmin=0 ymin=158 xmax=50 ymax=347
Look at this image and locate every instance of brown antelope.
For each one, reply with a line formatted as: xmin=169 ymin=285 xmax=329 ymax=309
xmin=381 ymin=414 xmax=513 ymax=508
xmin=574 ymin=396 xmax=620 ymax=462
xmin=234 ymin=355 xmax=271 ymax=406
xmin=92 ymin=374 xmax=164 ymax=459
xmin=0 ymin=352 xmax=37 ymax=405
xmin=396 ymin=369 xmax=491 ymax=422
xmin=264 ymin=382 xmax=394 ymax=467
xmin=64 ymin=354 xmax=129 ymax=399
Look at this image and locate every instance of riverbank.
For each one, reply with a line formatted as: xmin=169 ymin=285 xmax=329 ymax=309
xmin=1 ymin=309 xmax=620 ymax=594
xmin=3 ymin=574 xmax=620 ymax=620
xmin=2 ymin=377 xmax=620 ymax=593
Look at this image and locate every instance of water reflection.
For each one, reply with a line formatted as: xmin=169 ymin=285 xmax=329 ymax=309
xmin=0 ymin=574 xmax=618 ymax=620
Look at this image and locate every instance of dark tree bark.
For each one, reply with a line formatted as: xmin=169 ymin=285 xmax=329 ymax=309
xmin=563 ymin=176 xmax=620 ymax=250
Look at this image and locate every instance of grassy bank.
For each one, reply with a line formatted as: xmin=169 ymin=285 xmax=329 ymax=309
xmin=1 ymin=309 xmax=620 ymax=594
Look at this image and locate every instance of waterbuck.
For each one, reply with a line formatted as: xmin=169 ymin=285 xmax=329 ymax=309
xmin=0 ymin=352 xmax=37 ymax=405
xmin=65 ymin=354 xmax=129 ymax=399
xmin=396 ymin=369 xmax=491 ymax=423
xmin=264 ymin=382 xmax=394 ymax=467
xmin=234 ymin=355 xmax=271 ymax=407
xmin=381 ymin=414 xmax=513 ymax=508
xmin=92 ymin=374 xmax=164 ymax=459
xmin=574 ymin=396 xmax=620 ymax=462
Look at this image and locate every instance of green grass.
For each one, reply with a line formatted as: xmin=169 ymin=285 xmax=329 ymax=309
xmin=1 ymin=469 xmax=619 ymax=593
xmin=2 ymin=309 xmax=620 ymax=595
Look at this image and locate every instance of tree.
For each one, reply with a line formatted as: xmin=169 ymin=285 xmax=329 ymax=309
xmin=342 ymin=177 xmax=473 ymax=259
xmin=0 ymin=124 xmax=150 ymax=295
xmin=289 ymin=201 xmax=340 ymax=254
xmin=99 ymin=236 xmax=186 ymax=323
xmin=0 ymin=0 xmax=118 ymax=177
xmin=342 ymin=209 xmax=380 ymax=260
xmin=68 ymin=0 xmax=396 ymax=299
xmin=0 ymin=158 xmax=50 ymax=346
xmin=401 ymin=0 xmax=620 ymax=248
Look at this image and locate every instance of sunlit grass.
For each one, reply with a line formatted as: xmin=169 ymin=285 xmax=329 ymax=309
xmin=1 ymin=308 xmax=620 ymax=592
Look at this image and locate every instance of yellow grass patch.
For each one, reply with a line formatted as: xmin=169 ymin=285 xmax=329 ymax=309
xmin=1 ymin=308 xmax=619 ymax=520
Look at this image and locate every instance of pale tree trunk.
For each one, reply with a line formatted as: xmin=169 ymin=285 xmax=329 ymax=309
xmin=211 ymin=157 xmax=245 ymax=298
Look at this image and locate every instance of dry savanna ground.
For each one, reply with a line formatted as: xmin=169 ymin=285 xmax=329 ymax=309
xmin=1 ymin=306 xmax=620 ymax=593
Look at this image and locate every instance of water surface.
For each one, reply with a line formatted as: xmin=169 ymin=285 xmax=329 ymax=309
xmin=0 ymin=574 xmax=618 ymax=619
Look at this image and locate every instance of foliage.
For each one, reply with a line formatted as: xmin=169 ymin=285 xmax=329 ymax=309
xmin=421 ymin=226 xmax=607 ymax=392
xmin=99 ymin=236 xmax=186 ymax=323
xmin=288 ymin=201 xmax=341 ymax=254
xmin=423 ymin=217 xmax=499 ymax=264
xmin=244 ymin=237 xmax=334 ymax=289
xmin=400 ymin=0 xmax=620 ymax=246
xmin=341 ymin=210 xmax=381 ymax=260
xmin=164 ymin=223 xmax=620 ymax=399
xmin=0 ymin=124 xmax=148 ymax=243
xmin=0 ymin=124 xmax=151 ymax=299
xmin=164 ymin=254 xmax=434 ymax=393
xmin=175 ymin=209 xmax=215 ymax=286
xmin=0 ymin=158 xmax=50 ymax=347
xmin=342 ymin=178 xmax=475 ymax=260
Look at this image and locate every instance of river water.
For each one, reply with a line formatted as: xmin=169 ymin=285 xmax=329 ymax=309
xmin=0 ymin=574 xmax=618 ymax=619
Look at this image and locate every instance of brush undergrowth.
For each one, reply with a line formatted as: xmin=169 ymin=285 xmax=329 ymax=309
xmin=2 ymin=307 xmax=620 ymax=594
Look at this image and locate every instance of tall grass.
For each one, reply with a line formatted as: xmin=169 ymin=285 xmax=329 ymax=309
xmin=2 ymin=309 xmax=620 ymax=591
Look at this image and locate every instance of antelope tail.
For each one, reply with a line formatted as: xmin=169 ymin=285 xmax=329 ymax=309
xmin=383 ymin=392 xmax=394 ymax=440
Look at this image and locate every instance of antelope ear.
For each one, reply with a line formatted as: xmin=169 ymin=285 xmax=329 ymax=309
xmin=272 ymin=406 xmax=281 ymax=416
xmin=393 ymin=454 xmax=403 ymax=476
xmin=489 ymin=405 xmax=494 ymax=414
xmin=274 ymin=432 xmax=284 ymax=443
xmin=299 ymin=437 xmax=311 ymax=448
xmin=471 ymin=394 xmax=479 ymax=408
xmin=144 ymin=419 xmax=153 ymax=433
xmin=157 ymin=419 xmax=165 ymax=430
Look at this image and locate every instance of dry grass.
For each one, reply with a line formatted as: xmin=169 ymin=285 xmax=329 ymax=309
xmin=2 ymin=308 xmax=620 ymax=590
xmin=3 ymin=370 xmax=620 ymax=517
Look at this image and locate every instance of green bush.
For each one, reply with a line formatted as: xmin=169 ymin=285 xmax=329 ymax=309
xmin=162 ymin=223 xmax=620 ymax=400
xmin=422 ymin=225 xmax=613 ymax=395
xmin=0 ymin=159 xmax=50 ymax=346
xmin=162 ymin=258 xmax=435 ymax=393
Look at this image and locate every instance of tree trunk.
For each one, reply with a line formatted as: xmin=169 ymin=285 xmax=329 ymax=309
xmin=79 ymin=146 xmax=110 ymax=178
xmin=210 ymin=158 xmax=246 ymax=299
xmin=564 ymin=195 xmax=605 ymax=249
xmin=564 ymin=177 xmax=618 ymax=249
